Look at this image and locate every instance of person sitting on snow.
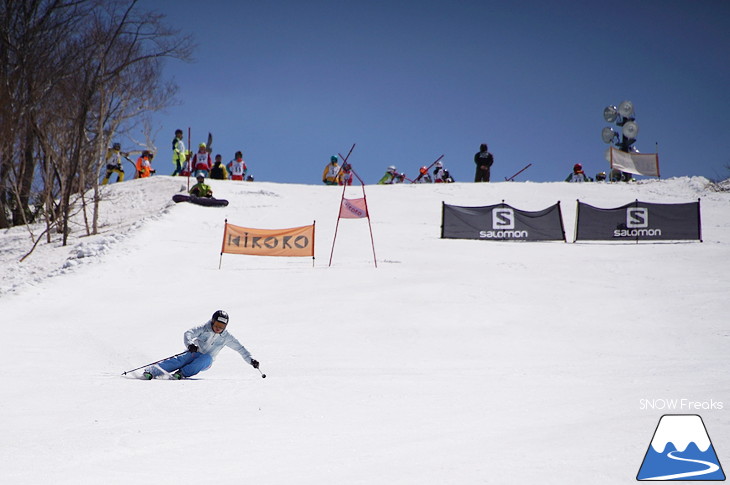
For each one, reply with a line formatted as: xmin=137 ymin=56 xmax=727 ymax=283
xmin=339 ymin=162 xmax=354 ymax=186
xmin=441 ymin=169 xmax=454 ymax=184
xmin=414 ymin=166 xmax=433 ymax=183
xmin=142 ymin=310 xmax=260 ymax=380
xmin=189 ymin=174 xmax=213 ymax=198
xmin=432 ymin=161 xmax=447 ymax=183
xmin=377 ymin=165 xmax=400 ymax=184
xmin=565 ymin=163 xmax=591 ymax=182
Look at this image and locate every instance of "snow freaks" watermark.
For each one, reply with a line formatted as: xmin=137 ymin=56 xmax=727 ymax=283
xmin=639 ymin=398 xmax=724 ymax=411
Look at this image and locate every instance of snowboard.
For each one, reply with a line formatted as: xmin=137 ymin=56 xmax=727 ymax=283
xmin=172 ymin=194 xmax=229 ymax=207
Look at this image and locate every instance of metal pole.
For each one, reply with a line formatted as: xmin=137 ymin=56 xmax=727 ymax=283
xmin=328 ymin=186 xmax=346 ymax=267
xmin=122 ymin=351 xmax=187 ymax=375
xmin=361 ymin=183 xmax=377 ymax=268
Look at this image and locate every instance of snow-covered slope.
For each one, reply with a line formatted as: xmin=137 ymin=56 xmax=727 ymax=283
xmin=1 ymin=176 xmax=728 ymax=484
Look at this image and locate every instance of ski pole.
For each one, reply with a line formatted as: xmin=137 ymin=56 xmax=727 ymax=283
xmin=122 ymin=351 xmax=187 ymax=375
xmin=505 ymin=163 xmax=532 ymax=181
xmin=257 ymin=367 xmax=267 ymax=379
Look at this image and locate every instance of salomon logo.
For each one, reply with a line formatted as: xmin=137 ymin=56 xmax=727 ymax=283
xmin=627 ymin=207 xmax=649 ymax=228
xmin=492 ymin=208 xmax=515 ymax=230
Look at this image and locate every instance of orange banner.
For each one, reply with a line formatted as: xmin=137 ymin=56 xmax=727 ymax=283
xmin=222 ymin=223 xmax=315 ymax=257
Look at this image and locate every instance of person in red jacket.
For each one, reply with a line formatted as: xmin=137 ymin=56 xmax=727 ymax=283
xmin=191 ymin=143 xmax=212 ymax=177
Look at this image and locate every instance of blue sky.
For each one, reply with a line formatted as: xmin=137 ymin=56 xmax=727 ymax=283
xmin=145 ymin=0 xmax=730 ymax=184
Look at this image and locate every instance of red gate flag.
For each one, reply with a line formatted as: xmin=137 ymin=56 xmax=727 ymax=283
xmin=221 ymin=222 xmax=314 ymax=257
xmin=339 ymin=197 xmax=368 ymax=219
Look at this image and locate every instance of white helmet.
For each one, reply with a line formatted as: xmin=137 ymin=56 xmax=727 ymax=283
xmin=387 ymin=165 xmax=397 ymax=172
xmin=435 ymin=161 xmax=443 ymax=168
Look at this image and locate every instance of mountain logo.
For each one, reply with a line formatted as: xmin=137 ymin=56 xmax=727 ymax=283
xmin=637 ymin=414 xmax=725 ymax=481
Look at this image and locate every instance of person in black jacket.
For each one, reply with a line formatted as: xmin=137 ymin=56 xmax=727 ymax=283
xmin=210 ymin=154 xmax=228 ymax=180
xmin=474 ymin=143 xmax=494 ymax=182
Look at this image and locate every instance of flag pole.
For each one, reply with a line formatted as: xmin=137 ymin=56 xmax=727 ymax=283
xmin=187 ymin=127 xmax=191 ymax=192
xmin=361 ymin=182 xmax=377 ymax=268
xmin=328 ymin=185 xmax=347 ymax=267
xmin=219 ymin=219 xmax=228 ymax=269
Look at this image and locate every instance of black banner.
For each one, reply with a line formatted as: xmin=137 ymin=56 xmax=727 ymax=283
xmin=574 ymin=200 xmax=702 ymax=242
xmin=441 ymin=202 xmax=566 ymax=241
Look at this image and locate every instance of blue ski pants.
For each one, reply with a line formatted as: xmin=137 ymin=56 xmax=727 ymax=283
xmin=154 ymin=351 xmax=213 ymax=377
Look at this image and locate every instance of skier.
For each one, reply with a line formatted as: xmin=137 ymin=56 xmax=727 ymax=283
xmin=377 ymin=165 xmax=400 ymax=184
xmin=227 ymin=151 xmax=247 ymax=181
xmin=565 ymin=163 xmax=591 ymax=182
xmin=135 ymin=150 xmax=155 ymax=178
xmin=191 ymin=143 xmax=212 ymax=177
xmin=210 ymin=154 xmax=229 ymax=180
xmin=339 ymin=162 xmax=354 ymax=186
xmin=474 ymin=143 xmax=494 ymax=182
xmin=101 ymin=142 xmax=126 ymax=185
xmin=414 ymin=166 xmax=433 ymax=183
xmin=432 ymin=161 xmax=446 ymax=183
xmin=142 ymin=310 xmax=260 ymax=380
xmin=171 ymin=129 xmax=186 ymax=176
xmin=189 ymin=174 xmax=213 ymax=197
xmin=322 ymin=155 xmax=341 ymax=185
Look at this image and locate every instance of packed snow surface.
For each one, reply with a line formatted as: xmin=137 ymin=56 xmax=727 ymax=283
xmin=1 ymin=176 xmax=728 ymax=484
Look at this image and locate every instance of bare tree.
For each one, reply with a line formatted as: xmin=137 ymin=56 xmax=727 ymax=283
xmin=0 ymin=0 xmax=193 ymax=251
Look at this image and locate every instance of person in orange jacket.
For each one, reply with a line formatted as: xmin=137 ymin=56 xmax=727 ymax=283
xmin=136 ymin=151 xmax=155 ymax=178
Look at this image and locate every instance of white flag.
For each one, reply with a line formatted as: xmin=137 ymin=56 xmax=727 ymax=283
xmin=610 ymin=147 xmax=660 ymax=177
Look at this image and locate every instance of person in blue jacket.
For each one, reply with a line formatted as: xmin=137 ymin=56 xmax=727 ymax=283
xmin=143 ymin=310 xmax=259 ymax=379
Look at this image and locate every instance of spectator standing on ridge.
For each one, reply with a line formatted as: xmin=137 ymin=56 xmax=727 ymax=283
xmin=474 ymin=143 xmax=494 ymax=182
xmin=191 ymin=143 xmax=212 ymax=177
xmin=322 ymin=155 xmax=341 ymax=185
xmin=102 ymin=142 xmax=126 ymax=185
xmin=171 ymin=129 xmax=186 ymax=176
xmin=227 ymin=151 xmax=247 ymax=181
xmin=189 ymin=174 xmax=213 ymax=197
xmin=142 ymin=310 xmax=260 ymax=380
xmin=565 ymin=163 xmax=591 ymax=182
xmin=210 ymin=154 xmax=228 ymax=180
xmin=135 ymin=150 xmax=155 ymax=178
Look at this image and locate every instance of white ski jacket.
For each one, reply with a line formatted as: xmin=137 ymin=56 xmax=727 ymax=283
xmin=184 ymin=321 xmax=253 ymax=364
